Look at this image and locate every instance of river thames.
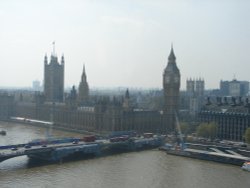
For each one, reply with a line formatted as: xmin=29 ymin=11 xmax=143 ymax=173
xmin=0 ymin=121 xmax=249 ymax=188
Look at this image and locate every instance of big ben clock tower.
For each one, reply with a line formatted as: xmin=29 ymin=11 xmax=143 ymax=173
xmin=163 ymin=46 xmax=180 ymax=132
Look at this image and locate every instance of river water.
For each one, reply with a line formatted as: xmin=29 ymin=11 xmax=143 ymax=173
xmin=0 ymin=121 xmax=249 ymax=188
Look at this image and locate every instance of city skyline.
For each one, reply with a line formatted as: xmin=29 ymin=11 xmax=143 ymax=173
xmin=1 ymin=0 xmax=250 ymax=89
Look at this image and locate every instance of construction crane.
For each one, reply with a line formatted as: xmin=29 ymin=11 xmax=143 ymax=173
xmin=175 ymin=111 xmax=185 ymax=150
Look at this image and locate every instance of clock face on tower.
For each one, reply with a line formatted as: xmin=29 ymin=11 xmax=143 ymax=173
xmin=165 ymin=76 xmax=170 ymax=83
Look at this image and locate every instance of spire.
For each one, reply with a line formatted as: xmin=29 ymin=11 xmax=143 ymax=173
xmin=44 ymin=54 xmax=48 ymax=64
xmin=164 ymin=44 xmax=180 ymax=75
xmin=123 ymin=88 xmax=130 ymax=110
xmin=78 ymin=63 xmax=89 ymax=104
xmin=61 ymin=54 xmax=64 ymax=65
xmin=81 ymin=64 xmax=87 ymax=82
xmin=125 ymin=88 xmax=130 ymax=99
xmin=83 ymin=64 xmax=85 ymax=74
xmin=168 ymin=44 xmax=176 ymax=61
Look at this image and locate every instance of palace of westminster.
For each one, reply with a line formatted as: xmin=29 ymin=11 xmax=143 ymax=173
xmin=0 ymin=46 xmax=250 ymax=141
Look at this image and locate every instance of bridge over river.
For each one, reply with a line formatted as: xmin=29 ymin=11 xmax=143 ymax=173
xmin=0 ymin=136 xmax=165 ymax=163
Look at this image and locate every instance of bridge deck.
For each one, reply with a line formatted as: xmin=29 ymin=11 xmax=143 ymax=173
xmin=0 ymin=136 xmax=165 ymax=163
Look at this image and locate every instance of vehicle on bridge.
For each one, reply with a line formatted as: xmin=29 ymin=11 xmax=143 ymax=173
xmin=82 ymin=135 xmax=96 ymax=142
xmin=109 ymin=136 xmax=129 ymax=143
xmin=143 ymin=133 xmax=153 ymax=138
xmin=24 ymin=144 xmax=31 ymax=149
xmin=11 ymin=147 xmax=18 ymax=151
xmin=72 ymin=141 xmax=79 ymax=144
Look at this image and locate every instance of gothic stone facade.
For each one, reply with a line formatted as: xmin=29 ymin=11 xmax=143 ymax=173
xmin=44 ymin=54 xmax=64 ymax=102
xmin=0 ymin=93 xmax=14 ymax=120
xmin=3 ymin=47 xmax=179 ymax=135
xmin=14 ymin=99 xmax=165 ymax=134
xmin=163 ymin=47 xmax=180 ymax=132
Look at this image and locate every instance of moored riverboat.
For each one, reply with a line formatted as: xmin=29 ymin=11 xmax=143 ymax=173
xmin=163 ymin=146 xmax=250 ymax=166
xmin=0 ymin=130 xmax=6 ymax=135
xmin=241 ymin=162 xmax=250 ymax=171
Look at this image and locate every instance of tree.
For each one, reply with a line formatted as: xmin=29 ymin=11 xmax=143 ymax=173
xmin=207 ymin=122 xmax=217 ymax=140
xmin=245 ymin=128 xmax=250 ymax=144
xmin=180 ymin=122 xmax=189 ymax=136
xmin=196 ymin=122 xmax=218 ymax=140
xmin=196 ymin=123 xmax=209 ymax=138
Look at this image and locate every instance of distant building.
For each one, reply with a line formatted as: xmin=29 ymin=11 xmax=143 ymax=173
xmin=122 ymin=88 xmax=131 ymax=111
xmin=199 ymin=96 xmax=250 ymax=141
xmin=186 ymin=79 xmax=195 ymax=96
xmin=32 ymin=80 xmax=41 ymax=91
xmin=78 ymin=65 xmax=89 ymax=104
xmin=44 ymin=53 xmax=64 ymax=102
xmin=220 ymin=79 xmax=249 ymax=97
xmin=0 ymin=93 xmax=14 ymax=120
xmin=195 ymin=79 xmax=205 ymax=96
xmin=186 ymin=78 xmax=205 ymax=116
xmin=220 ymin=80 xmax=229 ymax=96
xmin=163 ymin=46 xmax=180 ymax=131
xmin=229 ymin=79 xmax=241 ymax=96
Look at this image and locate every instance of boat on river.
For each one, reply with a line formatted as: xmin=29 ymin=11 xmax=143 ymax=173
xmin=0 ymin=130 xmax=6 ymax=135
xmin=241 ymin=162 xmax=250 ymax=171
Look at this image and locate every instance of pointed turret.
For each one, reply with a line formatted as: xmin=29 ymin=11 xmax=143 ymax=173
xmin=164 ymin=45 xmax=179 ymax=74
xmin=44 ymin=54 xmax=48 ymax=65
xmin=78 ymin=64 xmax=89 ymax=104
xmin=168 ymin=44 xmax=176 ymax=61
xmin=125 ymin=88 xmax=130 ymax=99
xmin=123 ymin=88 xmax=130 ymax=111
xmin=81 ymin=64 xmax=87 ymax=82
xmin=61 ymin=54 xmax=65 ymax=65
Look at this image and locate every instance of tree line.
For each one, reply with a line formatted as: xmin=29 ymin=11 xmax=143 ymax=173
xmin=180 ymin=121 xmax=250 ymax=144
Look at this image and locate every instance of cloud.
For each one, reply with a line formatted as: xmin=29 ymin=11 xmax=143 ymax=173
xmin=100 ymin=15 xmax=144 ymax=28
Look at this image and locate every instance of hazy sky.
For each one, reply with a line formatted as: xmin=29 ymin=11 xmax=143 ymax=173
xmin=1 ymin=0 xmax=250 ymax=89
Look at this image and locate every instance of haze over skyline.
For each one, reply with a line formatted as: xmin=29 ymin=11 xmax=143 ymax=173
xmin=1 ymin=0 xmax=250 ymax=90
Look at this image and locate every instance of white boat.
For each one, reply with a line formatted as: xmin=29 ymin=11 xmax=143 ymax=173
xmin=241 ymin=162 xmax=250 ymax=171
